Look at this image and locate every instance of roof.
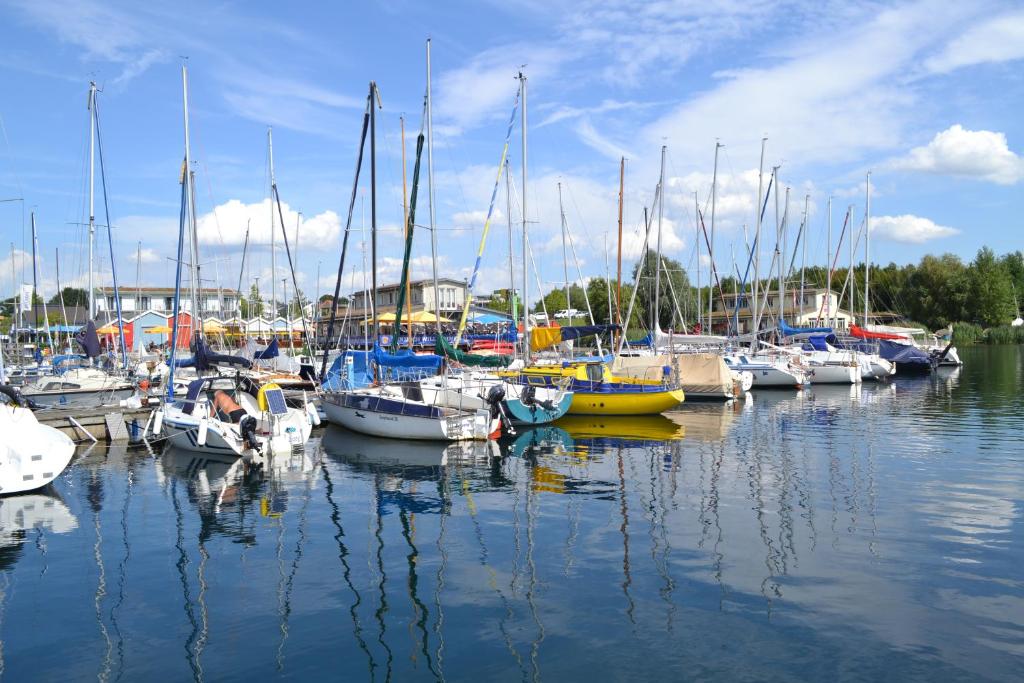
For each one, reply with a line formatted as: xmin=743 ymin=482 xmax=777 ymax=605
xmin=97 ymin=286 xmax=240 ymax=295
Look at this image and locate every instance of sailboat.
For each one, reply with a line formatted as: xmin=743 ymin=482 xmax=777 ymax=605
xmin=318 ymin=62 xmax=502 ymax=441
xmin=153 ymin=65 xmax=315 ymax=459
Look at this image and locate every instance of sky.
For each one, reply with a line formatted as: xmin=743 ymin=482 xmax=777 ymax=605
xmin=1 ymin=0 xmax=1022 ymax=311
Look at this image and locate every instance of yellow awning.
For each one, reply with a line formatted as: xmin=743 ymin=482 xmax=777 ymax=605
xmin=143 ymin=325 xmax=173 ymax=334
xmin=530 ymin=326 xmax=562 ymax=351
xmin=409 ymin=310 xmax=450 ymax=323
xmin=202 ymin=320 xmax=226 ymax=333
xmin=96 ymin=324 xmax=124 ymax=335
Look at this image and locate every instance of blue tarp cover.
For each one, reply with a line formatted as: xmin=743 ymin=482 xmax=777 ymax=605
xmin=560 ymin=324 xmax=621 ymax=341
xmin=780 ymin=320 xmax=832 ymax=337
xmin=255 ymin=337 xmax=279 ymax=360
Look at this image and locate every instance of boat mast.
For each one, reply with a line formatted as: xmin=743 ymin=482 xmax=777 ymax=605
xmin=87 ymin=81 xmax=97 ymax=319
xmin=237 ymin=224 xmax=249 ymax=311
xmin=558 ymin=182 xmax=570 ymax=324
xmin=848 ymin=205 xmax=855 ymax=323
xmin=268 ymin=127 xmax=277 ymax=329
xmin=425 ymin=43 xmax=441 ymax=331
xmin=401 ymin=114 xmax=413 ymax=349
xmin=709 ymin=141 xmax=720 ymax=327
xmin=506 ymin=159 xmax=517 ymax=332
xmin=653 ymin=145 xmax=666 ymax=333
xmin=616 ymin=156 xmax=624 ymax=327
xmin=779 ymin=183 xmax=788 ymax=326
xmin=695 ymin=192 xmax=701 ymax=331
xmin=370 ymin=80 xmax=382 ymax=342
xmin=30 ymin=211 xmax=38 ymax=336
xmin=519 ymin=71 xmax=530 ymax=363
xmin=752 ymin=137 xmax=766 ymax=342
xmin=826 ymin=196 xmax=832 ymax=326
xmin=800 ymin=194 xmax=808 ymax=318
xmin=864 ymin=171 xmax=871 ymax=328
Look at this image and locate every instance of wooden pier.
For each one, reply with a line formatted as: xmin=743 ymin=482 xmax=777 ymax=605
xmin=36 ymin=403 xmax=158 ymax=443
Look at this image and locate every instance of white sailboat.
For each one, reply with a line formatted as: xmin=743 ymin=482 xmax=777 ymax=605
xmin=153 ymin=65 xmax=315 ymax=460
xmin=0 ymin=391 xmax=76 ymax=495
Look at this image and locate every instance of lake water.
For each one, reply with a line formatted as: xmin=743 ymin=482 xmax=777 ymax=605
xmin=2 ymin=346 xmax=1022 ymax=681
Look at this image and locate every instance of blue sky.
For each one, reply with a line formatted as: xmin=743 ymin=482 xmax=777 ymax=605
xmin=1 ymin=0 xmax=1022 ymax=308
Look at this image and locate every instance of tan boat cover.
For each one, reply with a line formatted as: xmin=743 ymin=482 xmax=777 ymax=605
xmin=612 ymin=353 xmax=733 ymax=397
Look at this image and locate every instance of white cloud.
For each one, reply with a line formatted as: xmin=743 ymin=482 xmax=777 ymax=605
xmin=890 ymin=125 xmax=1024 ymax=185
xmin=196 ymin=198 xmax=340 ymax=247
xmin=576 ymin=119 xmax=633 ymax=160
xmin=870 ymin=215 xmax=959 ymax=244
xmin=137 ymin=248 xmax=161 ymax=264
xmin=434 ymin=45 xmax=561 ymax=134
xmin=638 ymin=3 xmax=978 ymax=169
xmin=925 ymin=11 xmax=1024 ymax=73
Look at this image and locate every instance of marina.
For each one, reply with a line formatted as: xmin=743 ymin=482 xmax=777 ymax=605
xmin=2 ymin=3 xmax=1023 ymax=680
xmin=0 ymin=347 xmax=1020 ymax=680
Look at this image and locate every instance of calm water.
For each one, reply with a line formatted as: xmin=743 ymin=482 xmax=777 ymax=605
xmin=2 ymin=347 xmax=1022 ymax=681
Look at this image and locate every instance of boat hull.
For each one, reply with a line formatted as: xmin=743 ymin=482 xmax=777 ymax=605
xmin=567 ymin=388 xmax=685 ymax=415
xmin=24 ymin=387 xmax=135 ymax=408
xmin=321 ymin=392 xmax=495 ymax=441
xmin=0 ymin=405 xmax=76 ymax=495
xmin=806 ymin=364 xmax=860 ymax=384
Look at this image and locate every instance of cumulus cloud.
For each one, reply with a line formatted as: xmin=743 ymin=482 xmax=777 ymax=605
xmin=890 ymin=125 xmax=1024 ymax=185
xmin=137 ymin=248 xmax=161 ymax=263
xmin=924 ymin=11 xmax=1024 ymax=73
xmin=870 ymin=215 xmax=959 ymax=244
xmin=197 ymin=198 xmax=341 ymax=247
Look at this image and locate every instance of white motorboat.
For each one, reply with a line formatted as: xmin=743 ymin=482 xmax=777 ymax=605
xmin=154 ymin=376 xmax=316 ymax=459
xmin=723 ymin=353 xmax=809 ymax=388
xmin=0 ymin=394 xmax=76 ymax=495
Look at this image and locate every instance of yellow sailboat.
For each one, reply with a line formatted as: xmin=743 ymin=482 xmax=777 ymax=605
xmin=502 ymin=361 xmax=685 ymax=416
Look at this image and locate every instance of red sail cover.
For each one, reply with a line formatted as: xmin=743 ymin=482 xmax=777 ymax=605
xmin=849 ymin=324 xmax=906 ymax=340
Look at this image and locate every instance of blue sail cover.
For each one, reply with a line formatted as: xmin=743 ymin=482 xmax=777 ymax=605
xmin=254 ymin=337 xmax=280 ymax=360
xmin=74 ymin=320 xmax=101 ymax=358
xmin=780 ymin=320 xmax=832 ymax=337
xmin=560 ymin=324 xmax=621 ymax=341
xmin=371 ymin=344 xmax=442 ymax=370
xmin=322 ymin=350 xmax=374 ymax=390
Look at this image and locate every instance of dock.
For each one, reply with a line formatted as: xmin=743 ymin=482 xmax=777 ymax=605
xmin=36 ymin=402 xmax=158 ymax=443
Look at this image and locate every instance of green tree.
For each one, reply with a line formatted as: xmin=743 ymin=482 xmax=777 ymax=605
xmin=630 ymin=249 xmax=691 ymax=330
xmin=48 ymin=287 xmax=88 ymax=308
xmin=968 ymin=247 xmax=1015 ymax=326
xmin=240 ymin=284 xmax=264 ymax=318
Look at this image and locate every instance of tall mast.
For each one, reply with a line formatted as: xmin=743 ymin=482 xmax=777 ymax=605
xmin=752 ymin=137 xmax=766 ymax=340
xmin=519 ymin=71 xmax=530 ymax=363
xmin=30 ymin=211 xmax=38 ymax=333
xmin=56 ymin=248 xmax=69 ymax=345
xmin=425 ymin=43 xmax=441 ymax=329
xmin=695 ymin=192 xmax=701 ymax=330
xmin=182 ymin=67 xmax=201 ymax=334
xmin=505 ymin=158 xmax=517 ymax=329
xmin=371 ymin=80 xmax=382 ymax=341
xmin=237 ymin=224 xmax=249 ymax=313
xmin=616 ymin=156 xmax=624 ymax=326
xmin=268 ymin=127 xmax=277 ymax=326
xmin=779 ymin=184 xmax=788 ymax=325
xmin=800 ymin=194 xmax=808 ymax=316
xmin=848 ymin=205 xmax=855 ymax=322
xmin=401 ymin=114 xmax=413 ymax=349
xmin=135 ymin=241 xmax=141 ymax=316
xmin=87 ymin=81 xmax=97 ymax=319
xmin=864 ymin=171 xmax=871 ymax=328
xmin=558 ymin=182 xmax=570 ymax=324
xmin=709 ymin=141 xmax=720 ymax=327
xmin=826 ymin=196 xmax=832 ymax=326
xmin=653 ymin=144 xmax=666 ymax=332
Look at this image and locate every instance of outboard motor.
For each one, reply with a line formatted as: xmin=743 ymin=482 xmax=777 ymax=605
xmin=485 ymin=384 xmax=506 ymax=420
xmin=239 ymin=415 xmax=261 ymax=453
xmin=520 ymin=384 xmax=537 ymax=406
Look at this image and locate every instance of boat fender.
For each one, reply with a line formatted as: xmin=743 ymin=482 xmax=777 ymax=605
xmin=153 ymin=409 xmax=164 ymax=435
xmin=306 ymin=402 xmax=321 ymax=426
xmin=197 ymin=416 xmax=209 ymax=446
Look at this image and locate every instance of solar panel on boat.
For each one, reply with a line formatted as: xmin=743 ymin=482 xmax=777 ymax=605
xmin=263 ymin=388 xmax=289 ymax=416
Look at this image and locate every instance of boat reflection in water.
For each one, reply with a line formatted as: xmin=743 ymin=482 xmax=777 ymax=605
xmin=664 ymin=401 xmax=744 ymax=442
xmin=320 ymin=424 xmax=500 ymax=469
xmin=0 ymin=489 xmax=78 ymax=567
xmin=555 ymin=414 xmax=685 ymax=444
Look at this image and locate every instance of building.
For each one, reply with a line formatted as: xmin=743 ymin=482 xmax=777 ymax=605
xmin=707 ymin=288 xmax=855 ymax=334
xmin=319 ymin=278 xmax=468 ymax=337
xmin=95 ymin=286 xmax=241 ymax=318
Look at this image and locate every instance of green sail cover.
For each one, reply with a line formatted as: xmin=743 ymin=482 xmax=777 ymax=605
xmin=434 ymin=334 xmax=513 ymax=367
